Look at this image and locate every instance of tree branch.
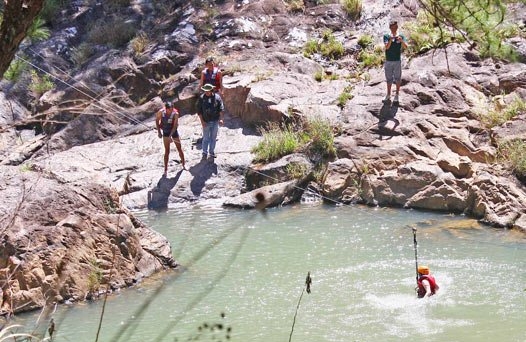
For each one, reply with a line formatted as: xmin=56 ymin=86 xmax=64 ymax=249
xmin=0 ymin=0 xmax=46 ymax=77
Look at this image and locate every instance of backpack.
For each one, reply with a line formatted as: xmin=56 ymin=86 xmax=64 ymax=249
xmin=199 ymin=93 xmax=219 ymax=122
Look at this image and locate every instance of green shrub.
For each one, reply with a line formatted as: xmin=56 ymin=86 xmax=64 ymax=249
xmin=314 ymin=70 xmax=324 ymax=82
xmin=341 ymin=0 xmax=362 ymax=20
xmin=87 ymin=260 xmax=104 ymax=293
xmin=357 ymin=34 xmax=373 ymax=49
xmin=252 ymin=124 xmax=300 ymax=163
xmin=253 ymin=71 xmax=274 ymax=82
xmin=479 ymin=30 xmax=518 ymax=61
xmin=71 ymin=43 xmax=96 ymax=67
xmin=252 ymin=117 xmax=336 ymax=162
xmin=29 ymin=70 xmax=54 ymax=97
xmin=337 ymin=87 xmax=353 ymax=108
xmin=304 ymin=40 xmax=319 ymax=58
xmin=303 ymin=31 xmax=344 ymax=60
xmin=358 ymin=46 xmax=384 ymax=69
xmin=284 ymin=0 xmax=305 ymax=12
xmin=404 ymin=11 xmax=460 ymax=57
xmin=103 ymin=197 xmax=119 ymax=214
xmin=26 ymin=16 xmax=51 ymax=43
xmin=320 ymin=31 xmax=345 ymax=59
xmin=304 ymin=117 xmax=336 ymax=159
xmin=286 ymin=163 xmax=309 ymax=179
xmin=480 ymin=97 xmax=526 ymax=128
xmin=496 ymin=139 xmax=526 ymax=179
xmin=449 ymin=0 xmax=517 ymax=60
xmin=327 ymin=73 xmax=339 ymax=80
xmin=88 ymin=17 xmax=136 ymax=48
xmin=4 ymin=58 xmax=27 ymax=81
xmin=19 ymin=163 xmax=32 ymax=172
xmin=131 ymin=32 xmax=150 ymax=55
xmin=414 ymin=0 xmax=520 ymax=61
xmin=313 ymin=69 xmax=339 ymax=82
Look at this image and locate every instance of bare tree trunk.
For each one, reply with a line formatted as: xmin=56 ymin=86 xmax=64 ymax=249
xmin=0 ymin=0 xmax=46 ymax=78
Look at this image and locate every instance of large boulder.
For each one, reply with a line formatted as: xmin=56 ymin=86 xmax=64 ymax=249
xmin=223 ymin=180 xmax=306 ymax=209
xmin=222 ymin=52 xmax=344 ymax=125
xmin=0 ymin=167 xmax=176 ymax=315
xmin=246 ymin=153 xmax=314 ymax=191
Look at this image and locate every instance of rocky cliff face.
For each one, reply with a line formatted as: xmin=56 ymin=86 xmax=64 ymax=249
xmin=1 ymin=0 xmax=526 ymax=313
xmin=324 ymin=45 xmax=526 ymax=229
xmin=0 ymin=166 xmax=176 ymax=315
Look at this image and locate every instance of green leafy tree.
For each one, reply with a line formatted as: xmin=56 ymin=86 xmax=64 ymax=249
xmin=416 ymin=0 xmax=520 ymax=60
xmin=3 ymin=58 xmax=28 ymax=81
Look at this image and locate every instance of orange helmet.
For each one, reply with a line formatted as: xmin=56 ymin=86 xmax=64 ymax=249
xmin=418 ymin=265 xmax=430 ymax=275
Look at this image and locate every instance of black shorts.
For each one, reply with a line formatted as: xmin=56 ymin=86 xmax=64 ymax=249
xmin=162 ymin=129 xmax=179 ymax=138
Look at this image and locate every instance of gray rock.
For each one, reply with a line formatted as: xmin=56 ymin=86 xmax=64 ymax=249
xmin=0 ymin=168 xmax=176 ymax=315
xmin=2 ymin=0 xmax=526 ymax=316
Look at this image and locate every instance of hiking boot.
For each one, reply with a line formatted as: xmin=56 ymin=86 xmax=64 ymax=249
xmin=393 ymin=94 xmax=399 ymax=104
xmin=383 ymin=94 xmax=391 ymax=103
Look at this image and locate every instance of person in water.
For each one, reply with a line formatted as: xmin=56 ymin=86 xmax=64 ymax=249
xmin=416 ymin=265 xmax=439 ymax=298
xmin=155 ymin=101 xmax=186 ymax=175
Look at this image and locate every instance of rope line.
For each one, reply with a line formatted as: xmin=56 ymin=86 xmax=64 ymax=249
xmin=244 ymin=167 xmax=526 ymax=250
xmin=11 ymin=52 xmax=524 ymax=251
xmin=8 ymin=29 xmax=524 ymax=342
xmin=14 ymin=54 xmax=151 ymax=130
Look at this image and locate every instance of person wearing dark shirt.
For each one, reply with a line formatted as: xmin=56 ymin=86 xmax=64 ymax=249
xmin=383 ymin=20 xmax=408 ymax=104
xmin=196 ymin=84 xmax=224 ymax=159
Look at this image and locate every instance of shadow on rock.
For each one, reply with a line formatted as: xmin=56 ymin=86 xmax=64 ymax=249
xmin=191 ymin=136 xmax=203 ymax=152
xmin=224 ymin=116 xmax=259 ymax=135
xmin=189 ymin=157 xmax=218 ymax=196
xmin=377 ymin=100 xmax=400 ymax=139
xmin=147 ymin=170 xmax=183 ymax=210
